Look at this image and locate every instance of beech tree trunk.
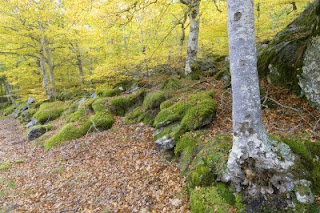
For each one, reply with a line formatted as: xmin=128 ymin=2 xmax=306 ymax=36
xmin=3 ymin=78 xmax=14 ymax=103
xmin=39 ymin=47 xmax=51 ymax=99
xmin=44 ymin=36 xmax=56 ymax=98
xmin=184 ymin=0 xmax=200 ymax=75
xmin=223 ymin=0 xmax=306 ymax=211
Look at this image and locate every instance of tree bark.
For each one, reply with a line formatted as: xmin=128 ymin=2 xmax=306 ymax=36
xmin=39 ymin=46 xmax=51 ymax=99
xmin=3 ymin=78 xmax=14 ymax=103
xmin=184 ymin=0 xmax=200 ymax=75
xmin=223 ymin=0 xmax=304 ymax=211
xmin=44 ymin=36 xmax=56 ymax=98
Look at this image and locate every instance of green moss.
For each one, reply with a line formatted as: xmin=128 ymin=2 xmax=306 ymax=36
xmin=125 ymin=106 xmax=156 ymax=126
xmin=143 ymin=91 xmax=167 ymax=110
xmin=88 ymin=111 xmax=114 ymax=131
xmin=295 ymin=203 xmax=320 ymax=213
xmin=191 ymin=72 xmax=201 ymax=80
xmin=0 ymin=162 xmax=12 ymax=171
xmin=92 ymin=98 xmax=108 ymax=113
xmin=154 ymin=101 xmax=190 ymax=128
xmin=161 ymin=78 xmax=182 ymax=90
xmin=96 ymin=88 xmax=121 ymax=97
xmin=2 ymin=104 xmax=16 ymax=116
xmin=153 ymin=123 xmax=181 ymax=142
xmin=34 ymin=101 xmax=65 ymax=123
xmin=188 ymin=135 xmax=232 ymax=187
xmin=68 ymin=107 xmax=87 ymax=122
xmin=160 ymin=99 xmax=175 ymax=110
xmin=214 ymin=68 xmax=230 ymax=80
xmin=109 ymin=90 xmax=145 ymax=116
xmin=190 ymin=186 xmax=235 ymax=213
xmin=175 ymin=133 xmax=199 ymax=172
xmin=44 ymin=123 xmax=90 ymax=150
xmin=180 ymin=98 xmax=216 ymax=132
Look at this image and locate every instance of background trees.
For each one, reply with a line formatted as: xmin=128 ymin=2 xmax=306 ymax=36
xmin=0 ymin=0 xmax=312 ymax=101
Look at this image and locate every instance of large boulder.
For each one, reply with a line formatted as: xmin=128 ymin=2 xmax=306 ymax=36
xmin=258 ymin=0 xmax=320 ymax=107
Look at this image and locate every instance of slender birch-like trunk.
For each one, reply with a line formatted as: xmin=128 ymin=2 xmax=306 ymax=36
xmin=39 ymin=50 xmax=51 ymax=99
xmin=44 ymin=36 xmax=56 ymax=98
xmin=184 ymin=0 xmax=200 ymax=75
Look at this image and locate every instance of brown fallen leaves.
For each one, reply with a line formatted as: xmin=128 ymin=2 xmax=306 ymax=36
xmin=0 ymin=118 xmax=189 ymax=212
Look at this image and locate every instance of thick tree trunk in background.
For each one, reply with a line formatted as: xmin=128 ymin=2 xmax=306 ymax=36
xmin=44 ymin=36 xmax=56 ymax=98
xmin=184 ymin=0 xmax=200 ymax=75
xmin=223 ymin=0 xmax=310 ymax=211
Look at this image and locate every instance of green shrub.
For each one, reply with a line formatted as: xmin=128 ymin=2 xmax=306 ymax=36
xmin=143 ymin=91 xmax=167 ymax=110
xmin=96 ymin=88 xmax=121 ymax=97
xmin=34 ymin=101 xmax=65 ymax=123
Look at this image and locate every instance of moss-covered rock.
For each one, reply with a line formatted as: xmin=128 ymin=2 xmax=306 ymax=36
xmin=89 ymin=111 xmax=114 ymax=131
xmin=125 ymin=106 xmax=157 ymax=126
xmin=34 ymin=101 xmax=65 ymax=123
xmin=109 ymin=90 xmax=145 ymax=116
xmin=161 ymin=78 xmax=182 ymax=90
xmin=274 ymin=136 xmax=320 ymax=196
xmin=180 ymin=93 xmax=216 ymax=132
xmin=153 ymin=123 xmax=181 ymax=150
xmin=2 ymin=104 xmax=16 ymax=116
xmin=143 ymin=91 xmax=168 ymax=110
xmin=159 ymin=99 xmax=175 ymax=110
xmin=96 ymin=88 xmax=121 ymax=97
xmin=27 ymin=125 xmax=54 ymax=141
xmin=190 ymin=184 xmax=237 ymax=213
xmin=44 ymin=123 xmax=90 ymax=150
xmin=154 ymin=101 xmax=190 ymax=128
xmin=258 ymin=0 xmax=320 ymax=103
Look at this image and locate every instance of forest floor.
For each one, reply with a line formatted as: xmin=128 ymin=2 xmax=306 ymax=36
xmin=1 ymin=76 xmax=320 ymax=212
xmin=0 ymin=117 xmax=189 ymax=212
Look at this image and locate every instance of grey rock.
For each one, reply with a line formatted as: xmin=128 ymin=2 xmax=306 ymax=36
xmin=25 ymin=118 xmax=40 ymax=128
xmin=77 ymin=97 xmax=87 ymax=106
xmin=27 ymin=97 xmax=35 ymax=105
xmin=295 ymin=180 xmax=314 ymax=204
xmin=299 ymin=36 xmax=320 ymax=108
xmin=91 ymin=93 xmax=97 ymax=99
xmin=27 ymin=125 xmax=50 ymax=141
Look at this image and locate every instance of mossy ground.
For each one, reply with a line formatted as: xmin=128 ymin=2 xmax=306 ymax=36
xmin=96 ymin=88 xmax=121 ymax=97
xmin=34 ymin=101 xmax=65 ymax=123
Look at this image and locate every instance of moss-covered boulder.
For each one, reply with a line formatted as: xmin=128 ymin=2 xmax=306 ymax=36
xmin=109 ymin=90 xmax=145 ymax=116
xmin=153 ymin=123 xmax=181 ymax=150
xmin=125 ymin=106 xmax=158 ymax=126
xmin=258 ymin=0 xmax=320 ymax=106
xmin=96 ymin=88 xmax=121 ymax=97
xmin=153 ymin=91 xmax=216 ymax=150
xmin=27 ymin=125 xmax=53 ymax=142
xmin=143 ymin=91 xmax=168 ymax=110
xmin=44 ymin=123 xmax=90 ymax=150
xmin=190 ymin=184 xmax=243 ymax=213
xmin=34 ymin=101 xmax=65 ymax=123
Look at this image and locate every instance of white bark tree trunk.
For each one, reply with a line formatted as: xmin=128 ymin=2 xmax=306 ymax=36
xmin=184 ymin=0 xmax=200 ymax=75
xmin=44 ymin=36 xmax=56 ymax=98
xmin=39 ymin=45 xmax=51 ymax=99
xmin=223 ymin=0 xmax=309 ymax=211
